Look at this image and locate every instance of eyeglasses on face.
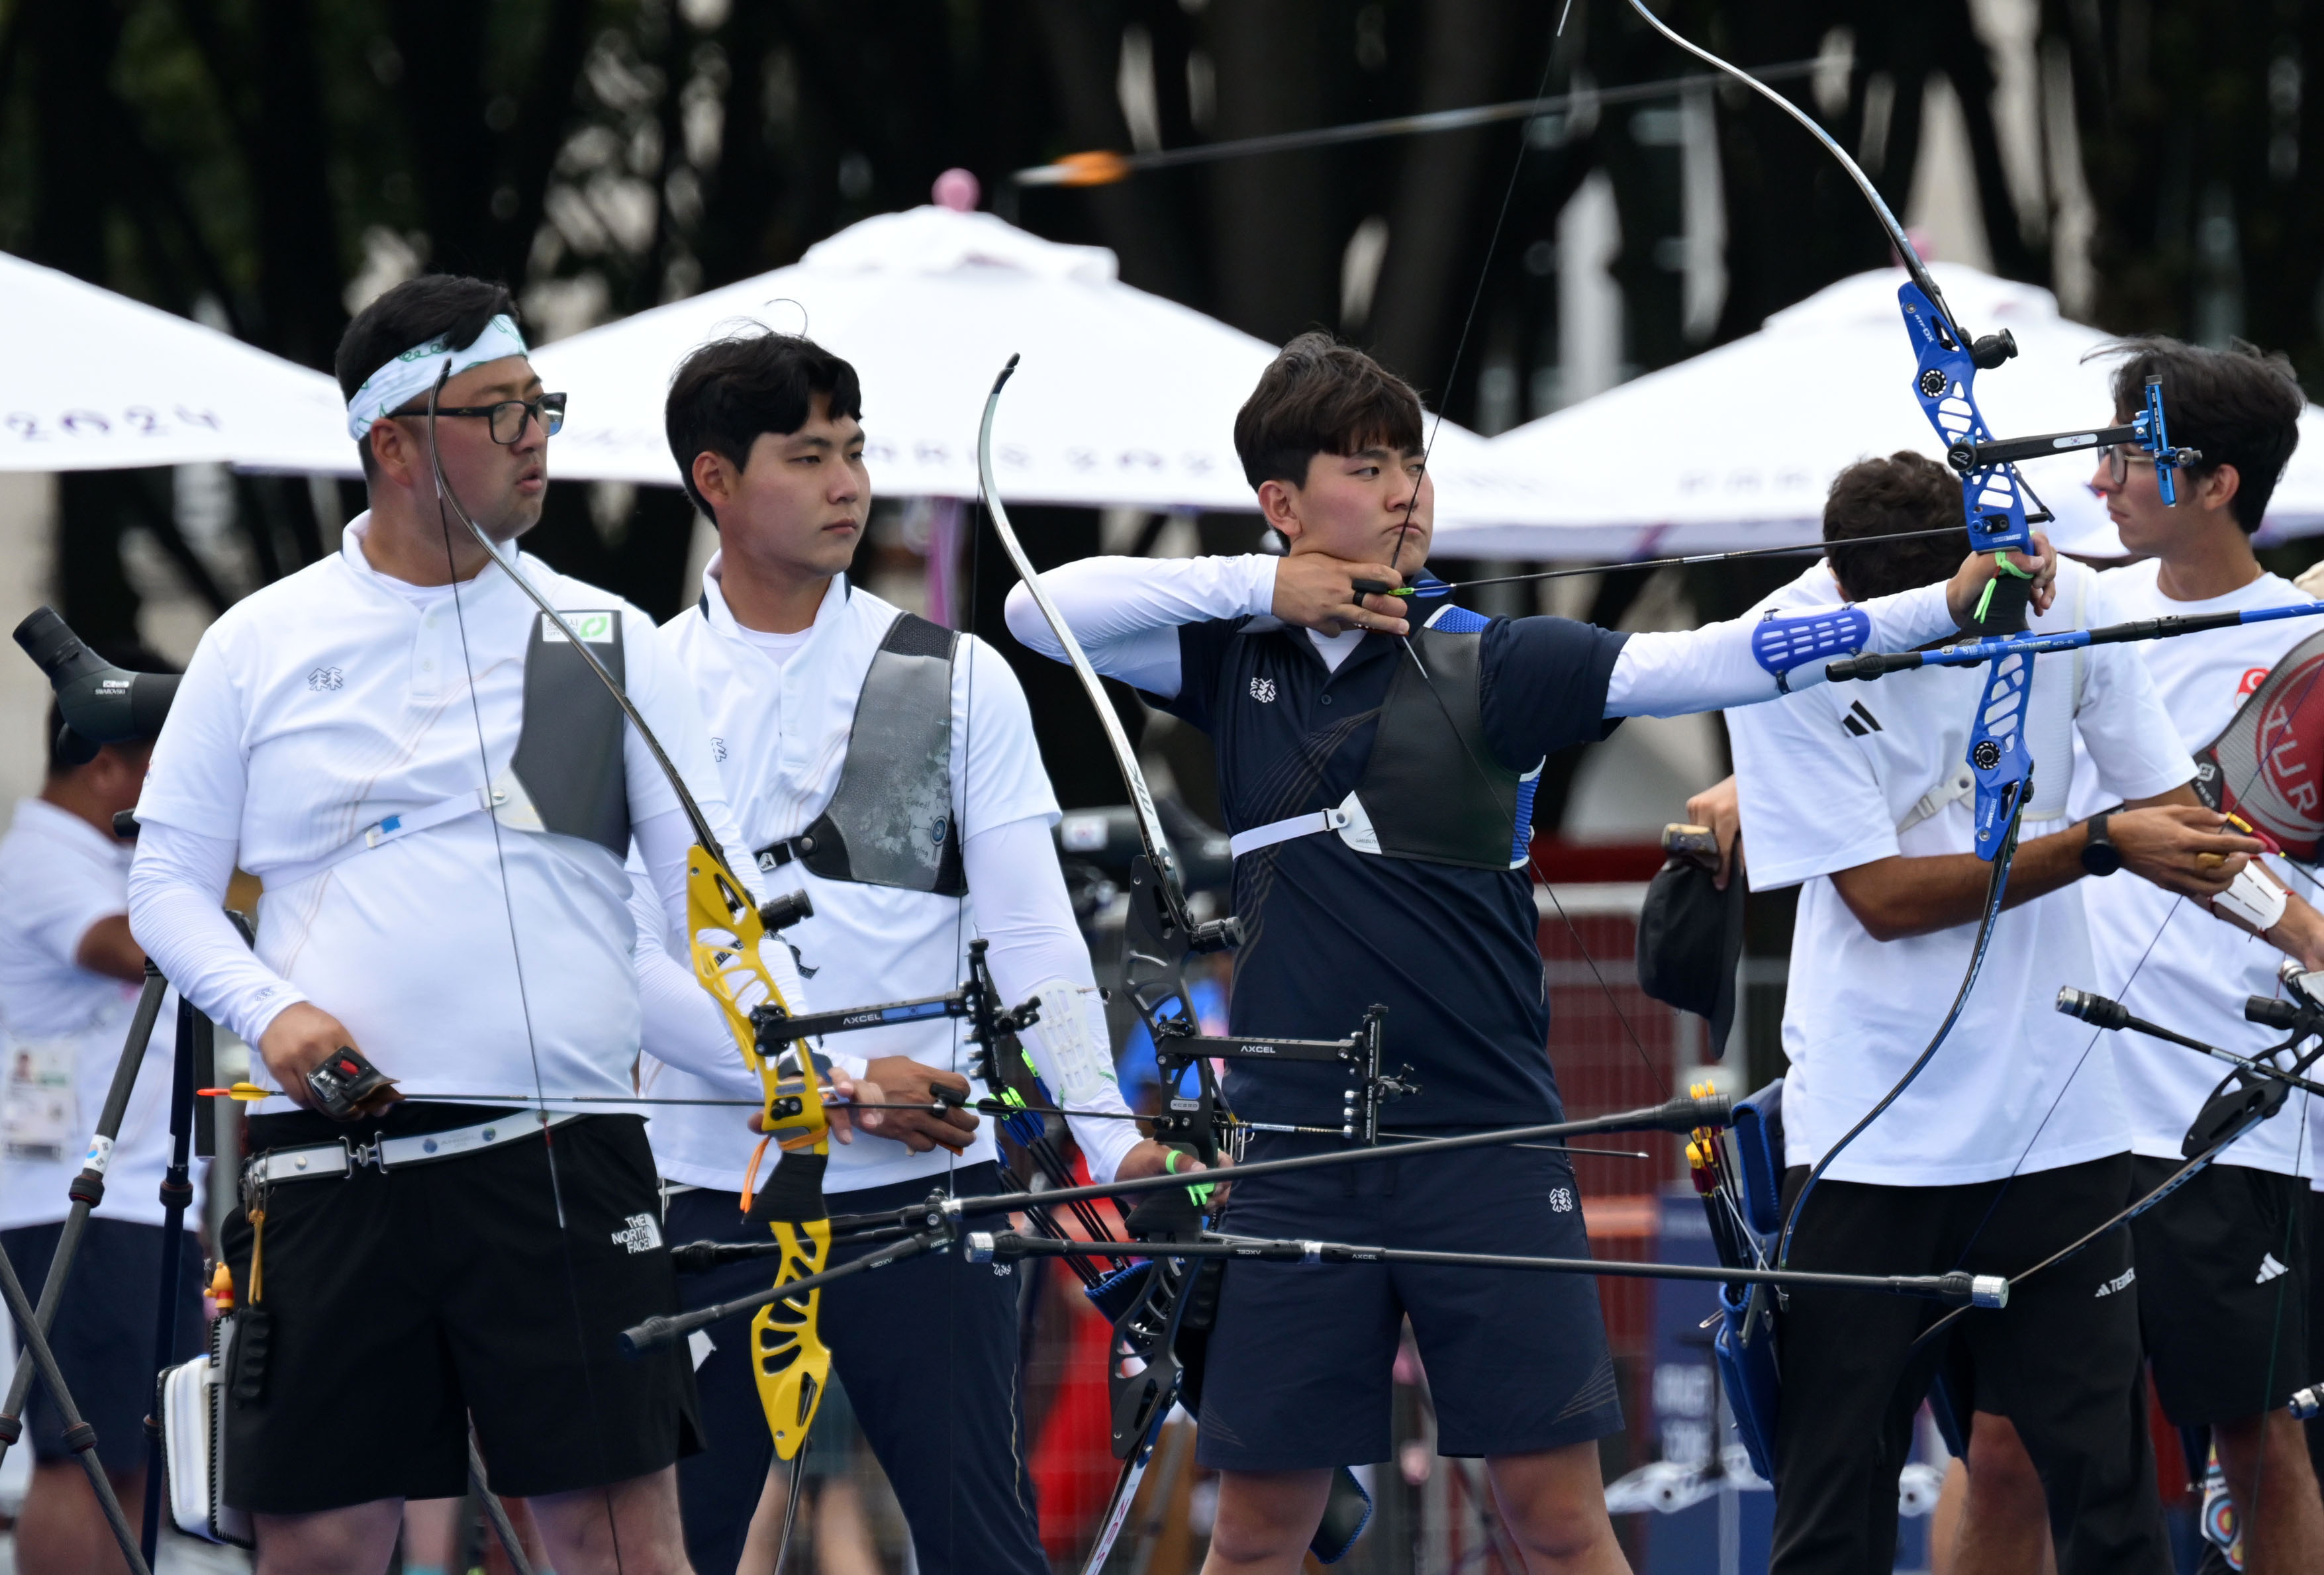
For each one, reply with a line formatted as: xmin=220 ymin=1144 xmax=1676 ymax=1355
xmin=397 ymin=392 xmax=567 ymax=444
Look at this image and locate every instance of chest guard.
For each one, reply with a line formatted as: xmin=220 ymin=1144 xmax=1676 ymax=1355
xmin=495 ymin=610 xmax=631 ymax=857
xmin=1228 ymin=606 xmax=1541 ymax=872
xmin=757 ymin=612 xmax=965 ymax=896
xmin=1355 ymin=608 xmax=1537 ymax=871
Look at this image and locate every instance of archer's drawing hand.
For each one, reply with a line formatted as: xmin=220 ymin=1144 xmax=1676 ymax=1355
xmin=1684 ymin=776 xmax=1743 ymax=891
xmin=257 ymin=1002 xmax=389 ymax=1115
xmin=2109 ymin=805 xmax=2265 ymax=898
xmin=1944 ymin=532 xmax=2058 ymax=624
xmin=859 ymin=1057 xmax=979 ymax=1154
xmin=824 ymin=1065 xmax=877 ymax=1144
xmin=1273 ymin=553 xmax=1412 ymax=636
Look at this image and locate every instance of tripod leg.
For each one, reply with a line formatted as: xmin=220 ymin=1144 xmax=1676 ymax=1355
xmin=0 ymin=1225 xmax=151 ymax=1574
xmin=0 ymin=966 xmax=169 ymax=1471
xmin=469 ymin=1436 xmax=540 ymax=1575
xmin=140 ymin=998 xmax=202 ymax=1566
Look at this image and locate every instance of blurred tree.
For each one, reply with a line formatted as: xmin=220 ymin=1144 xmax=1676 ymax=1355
xmin=4 ymin=0 xmax=2318 ymax=822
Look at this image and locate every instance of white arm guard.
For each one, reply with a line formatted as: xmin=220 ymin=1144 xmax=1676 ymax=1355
xmin=2213 ymin=861 xmax=2290 ymax=935
xmin=1016 ymin=976 xmax=1142 ymax=1184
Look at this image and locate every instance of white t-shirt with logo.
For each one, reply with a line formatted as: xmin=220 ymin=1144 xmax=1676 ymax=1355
xmin=1730 ymin=561 xmax=2194 ymax=1185
xmin=0 ymin=799 xmax=189 ymax=1231
xmin=2067 ymin=560 xmax=2319 ymax=1175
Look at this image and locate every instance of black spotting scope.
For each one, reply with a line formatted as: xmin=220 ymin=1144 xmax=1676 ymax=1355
xmin=13 ymin=606 xmax=179 ymax=765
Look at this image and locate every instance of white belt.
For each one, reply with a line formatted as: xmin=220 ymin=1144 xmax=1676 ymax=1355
xmin=261 ymin=787 xmax=505 ymax=890
xmin=1228 ymin=805 xmax=1352 ymax=859
xmin=247 ymin=1111 xmax=580 ymax=1184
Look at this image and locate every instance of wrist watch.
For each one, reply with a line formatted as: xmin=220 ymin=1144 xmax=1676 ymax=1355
xmin=2081 ymin=808 xmax=2123 ymax=877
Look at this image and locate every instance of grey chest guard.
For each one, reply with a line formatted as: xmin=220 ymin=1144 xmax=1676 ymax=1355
xmin=1353 ymin=624 xmax=1527 ymax=871
xmin=497 ymin=610 xmax=631 ymax=859
xmin=762 ymin=612 xmax=965 ymax=896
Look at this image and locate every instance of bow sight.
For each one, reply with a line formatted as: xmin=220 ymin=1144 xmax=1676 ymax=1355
xmin=1935 ymin=371 xmax=2202 ymax=508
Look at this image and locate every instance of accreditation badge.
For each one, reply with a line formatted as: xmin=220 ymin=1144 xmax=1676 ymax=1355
xmin=3 ymin=1040 xmax=77 ymax=1164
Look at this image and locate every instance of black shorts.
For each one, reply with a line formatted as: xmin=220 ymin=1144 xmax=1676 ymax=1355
xmin=1196 ymin=1133 xmax=1618 ymax=1470
xmin=220 ymin=1105 xmax=701 ymax=1514
xmin=1772 ymin=1155 xmax=2166 ymax=1575
xmin=2131 ymin=1156 xmax=2311 ymax=1425
xmin=0 ymin=1218 xmax=203 ymax=1472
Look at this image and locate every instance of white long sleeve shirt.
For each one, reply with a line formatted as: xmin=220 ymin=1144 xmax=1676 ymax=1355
xmin=1001 ymin=553 xmax=1962 ymax=704
xmin=126 ymin=512 xmax=756 ymax=1107
xmin=635 ymin=561 xmax=1140 ymax=1193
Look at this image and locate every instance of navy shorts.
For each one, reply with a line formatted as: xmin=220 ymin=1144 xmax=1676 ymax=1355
xmin=1196 ymin=1134 xmax=1620 ymax=1470
xmin=1 ymin=1217 xmax=204 ymax=1472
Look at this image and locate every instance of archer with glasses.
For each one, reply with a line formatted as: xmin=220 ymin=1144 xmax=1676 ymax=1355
xmin=126 ymin=275 xmax=774 ymax=1575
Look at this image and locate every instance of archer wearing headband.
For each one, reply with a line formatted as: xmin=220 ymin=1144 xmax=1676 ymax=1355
xmin=1004 ymin=332 xmax=2052 ymax=1575
xmin=124 ymin=275 xmax=788 ymax=1573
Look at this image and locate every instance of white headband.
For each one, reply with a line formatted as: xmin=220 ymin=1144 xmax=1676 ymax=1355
xmin=344 ymin=313 xmax=532 ymax=441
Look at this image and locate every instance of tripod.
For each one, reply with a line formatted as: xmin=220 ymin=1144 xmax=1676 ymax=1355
xmin=0 ymin=961 xmax=183 ymax=1574
xmin=1 ymin=936 xmax=542 ymax=1572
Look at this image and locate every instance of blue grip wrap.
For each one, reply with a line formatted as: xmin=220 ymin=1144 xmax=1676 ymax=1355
xmin=1752 ymin=605 xmax=1872 ymax=688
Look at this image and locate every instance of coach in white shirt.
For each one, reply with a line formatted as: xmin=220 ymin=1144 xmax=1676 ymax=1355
xmin=2065 ymin=338 xmax=2324 ymax=1569
xmin=1723 ymin=452 xmax=2286 ymax=1575
xmin=0 ymin=663 xmax=204 ymax=1575
xmin=125 ymin=276 xmax=773 ymax=1575
xmin=634 ymin=328 xmax=1170 ymax=1575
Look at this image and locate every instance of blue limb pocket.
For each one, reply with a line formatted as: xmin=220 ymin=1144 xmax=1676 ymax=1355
xmin=1731 ymin=1078 xmax=1786 ymax=1238
xmin=1714 ymin=1282 xmax=1782 ymax=1481
xmin=1752 ymin=606 xmax=1872 ymax=681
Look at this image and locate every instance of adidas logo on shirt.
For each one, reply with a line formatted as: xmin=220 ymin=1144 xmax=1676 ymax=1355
xmin=1840 ymin=700 xmax=1883 ymax=738
xmin=2094 ymin=1266 xmax=2136 ymax=1298
xmin=2257 ymin=1253 xmax=2290 ymax=1284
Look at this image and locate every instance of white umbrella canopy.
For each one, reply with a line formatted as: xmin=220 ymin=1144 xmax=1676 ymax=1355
xmin=530 ymin=204 xmax=1534 ymax=523
xmin=1459 ymin=261 xmax=2324 ymax=564
xmin=0 ymin=252 xmax=350 ymax=474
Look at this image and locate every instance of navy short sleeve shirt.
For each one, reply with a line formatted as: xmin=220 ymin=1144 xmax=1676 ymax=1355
xmin=1157 ymin=596 xmax=1629 ymax=1129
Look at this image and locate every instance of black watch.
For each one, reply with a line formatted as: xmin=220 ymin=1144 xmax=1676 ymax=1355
xmin=2081 ymin=808 xmax=2124 ymax=877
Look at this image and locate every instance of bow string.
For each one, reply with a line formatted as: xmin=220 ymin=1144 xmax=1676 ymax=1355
xmin=420 ymin=372 xmax=834 ymax=1498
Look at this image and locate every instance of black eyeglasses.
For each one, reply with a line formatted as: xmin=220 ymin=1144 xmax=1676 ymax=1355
xmin=2104 ymin=442 xmax=2139 ymax=487
xmin=398 ymin=391 xmax=567 ymax=444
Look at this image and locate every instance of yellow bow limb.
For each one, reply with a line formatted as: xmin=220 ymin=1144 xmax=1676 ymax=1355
xmin=684 ymin=847 xmax=833 ymax=1462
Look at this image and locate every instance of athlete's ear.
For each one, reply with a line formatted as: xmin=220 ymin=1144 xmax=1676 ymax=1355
xmin=367 ymin=418 xmax=421 ymax=492
xmin=2197 ymin=460 xmax=2243 ymax=517
xmin=691 ymin=450 xmax=740 ymax=516
xmin=1257 ymin=475 xmax=1306 ymax=544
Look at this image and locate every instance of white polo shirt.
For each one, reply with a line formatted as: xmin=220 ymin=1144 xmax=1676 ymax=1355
xmin=640 ymin=563 xmax=1066 ymax=1194
xmin=1731 ymin=561 xmax=2193 ymax=1185
xmin=2067 ymin=560 xmax=2318 ymax=1175
xmin=0 ymin=800 xmax=190 ymax=1231
xmin=132 ymin=513 xmax=738 ymax=1105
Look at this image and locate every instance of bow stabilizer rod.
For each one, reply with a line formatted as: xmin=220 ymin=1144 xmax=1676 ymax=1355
xmin=963 ymin=1231 xmax=2007 ymax=1308
xmin=617 ymin=1096 xmax=1733 ymax=1351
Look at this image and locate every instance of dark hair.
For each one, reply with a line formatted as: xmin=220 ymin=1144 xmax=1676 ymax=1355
xmin=334 ymin=275 xmax=520 ymax=477
xmin=2098 ymin=337 xmax=2303 ymax=532
xmin=665 ymin=329 xmax=864 ymax=518
xmin=1822 ymin=452 xmax=1968 ymax=602
xmin=1233 ymin=331 xmax=1424 ymax=491
xmin=46 ymin=642 xmax=179 ymax=777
